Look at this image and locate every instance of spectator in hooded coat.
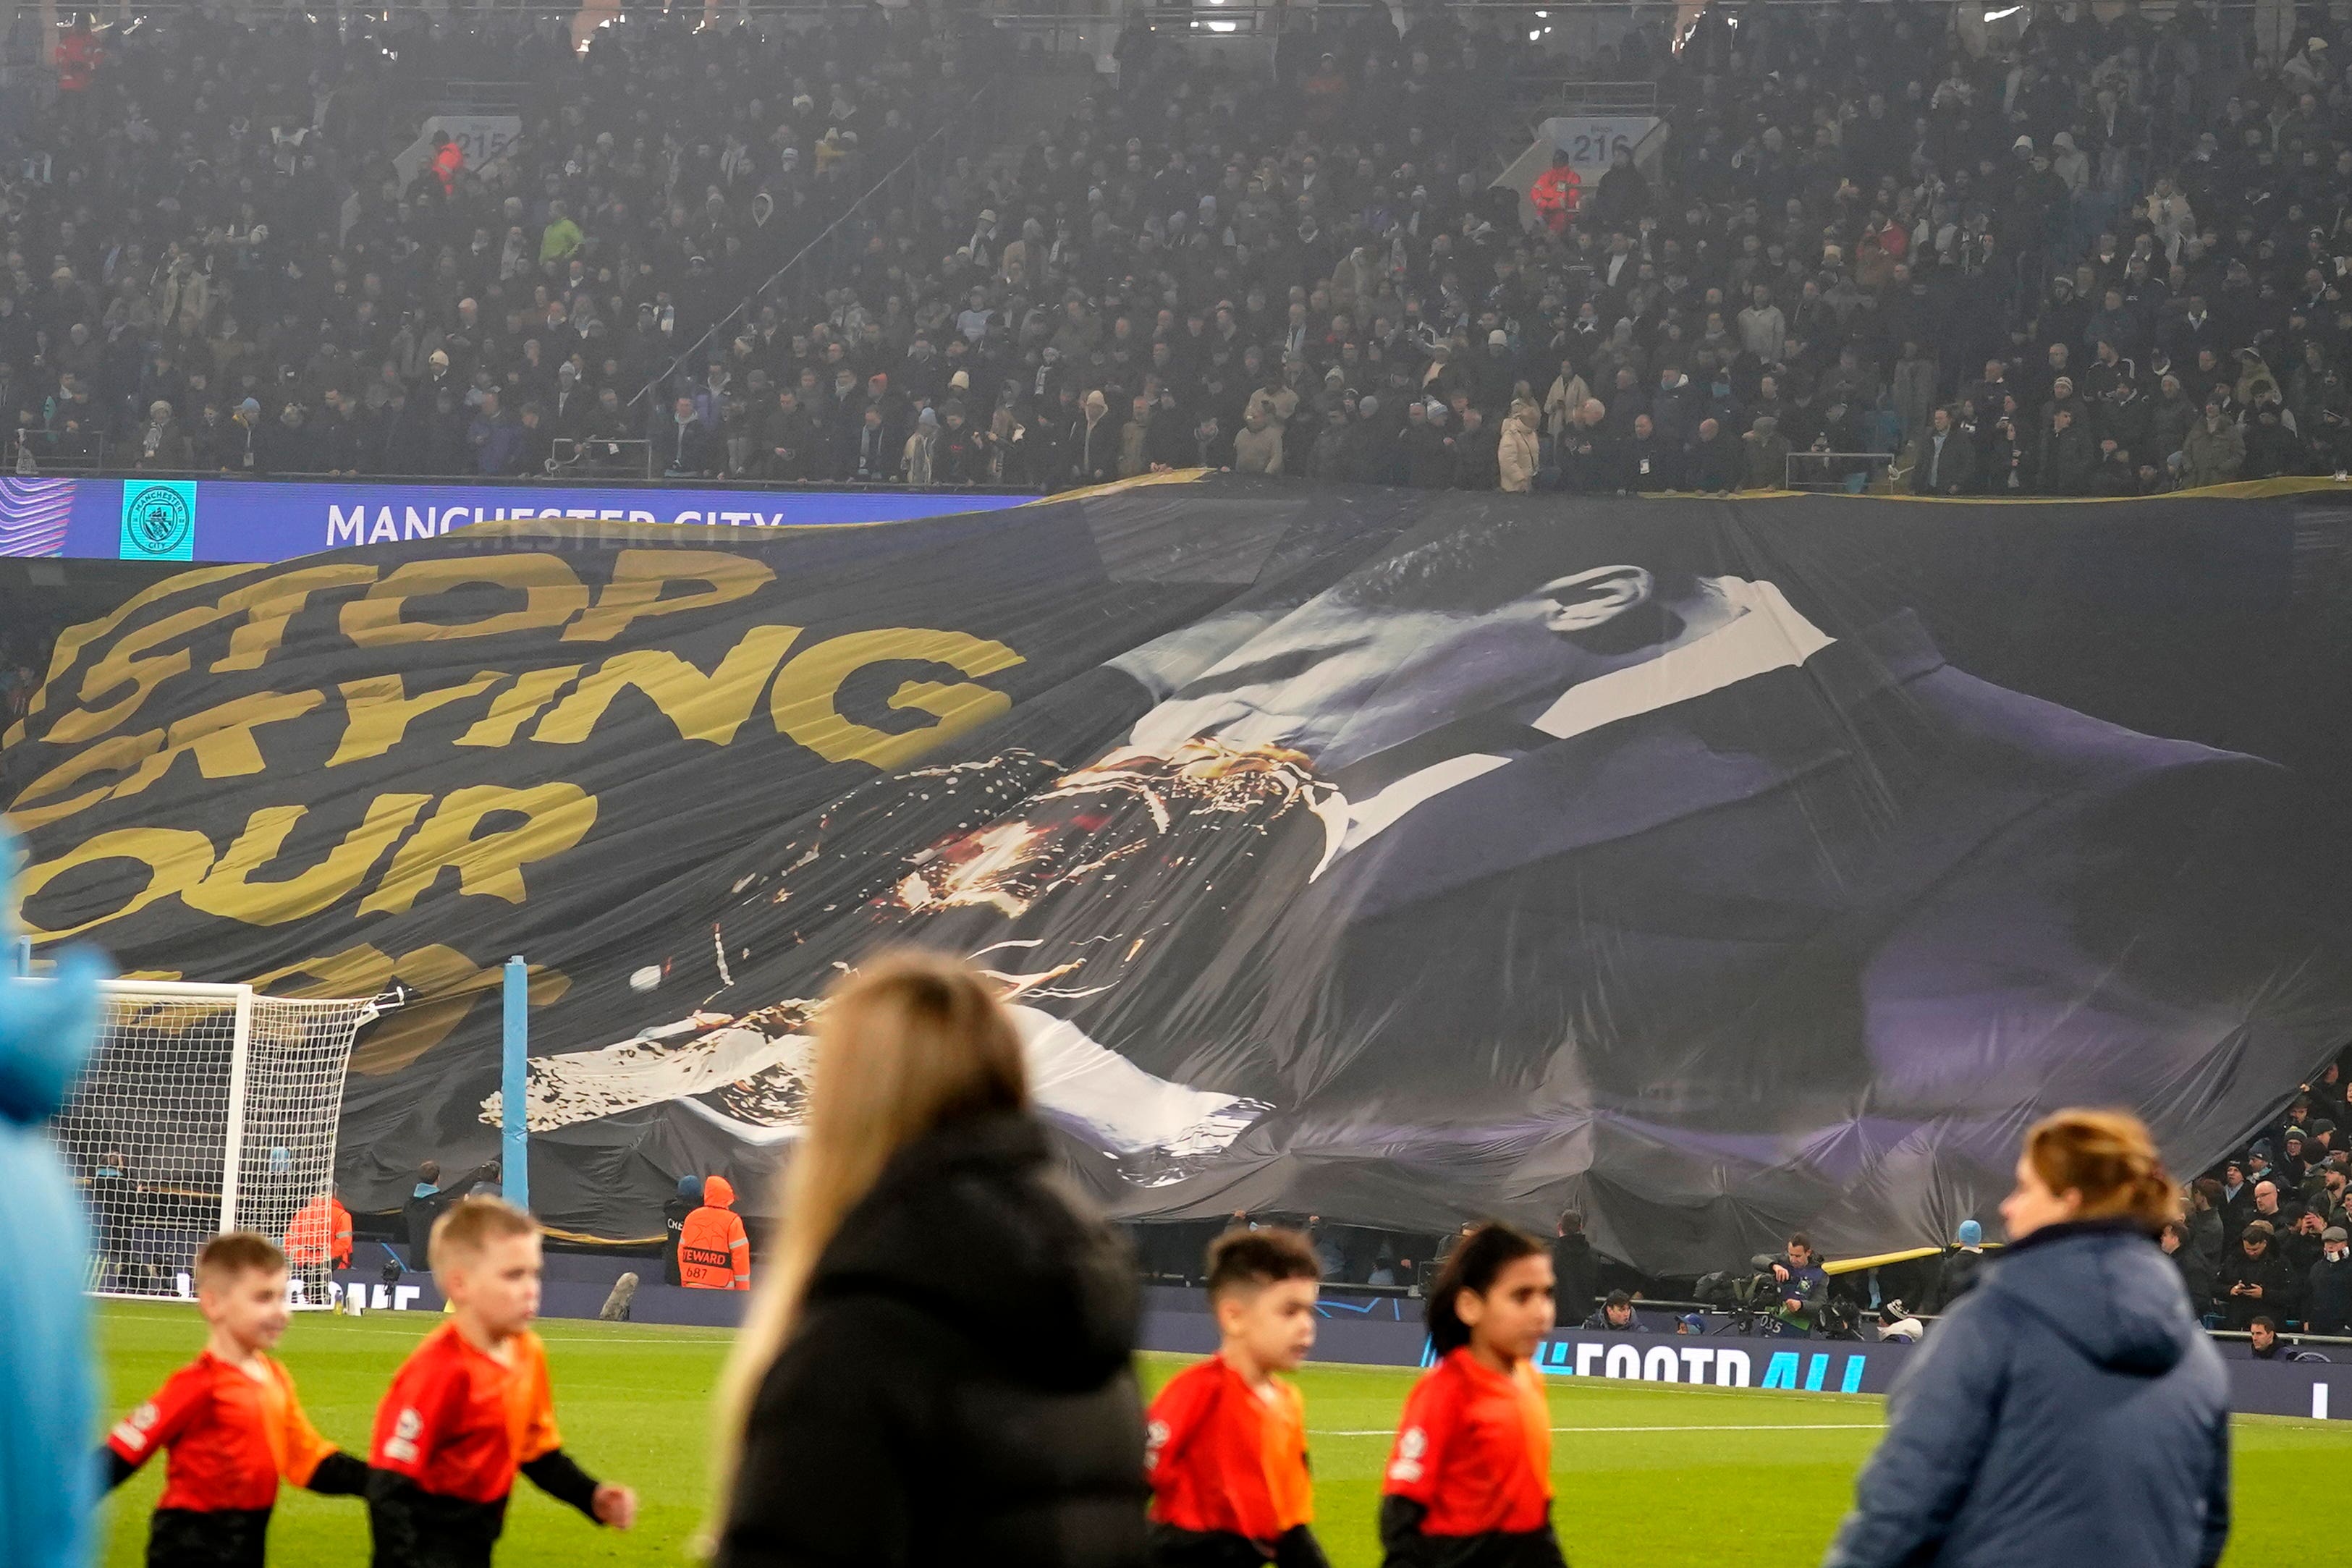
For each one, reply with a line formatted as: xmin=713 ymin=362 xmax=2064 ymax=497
xmin=1823 ymin=1110 xmax=2226 ymax=1568
xmin=902 ymin=408 xmax=942 ymax=486
xmin=1925 ymin=1220 xmax=1988 ymax=1313
xmin=1549 ymin=1211 xmax=1601 ymax=1325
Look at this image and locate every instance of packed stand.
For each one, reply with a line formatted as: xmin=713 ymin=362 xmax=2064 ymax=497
xmin=651 ymin=0 xmax=2350 ymax=498
xmin=0 ymin=6 xmax=995 ymax=482
xmin=1084 ymin=0 xmax=2352 ymax=498
xmin=1642 ymin=1 xmax=2352 ymax=493
xmin=7 ymin=3 xmax=2352 ymax=496
xmin=771 ymin=0 xmax=2345 ymax=499
xmin=2172 ymin=1051 xmax=2352 ymax=1344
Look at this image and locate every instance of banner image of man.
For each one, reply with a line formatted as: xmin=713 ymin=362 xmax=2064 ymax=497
xmin=497 ymin=509 xmax=2352 ymax=1268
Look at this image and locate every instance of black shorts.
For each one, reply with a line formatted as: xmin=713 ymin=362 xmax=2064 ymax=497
xmin=1385 ymin=1526 xmax=1569 ymax=1568
xmin=1151 ymin=1522 xmax=1332 ymax=1568
xmin=146 ymin=1507 xmax=271 ymax=1568
xmin=367 ymin=1478 xmax=507 ymax=1568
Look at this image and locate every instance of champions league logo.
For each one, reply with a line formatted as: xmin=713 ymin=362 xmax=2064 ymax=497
xmin=118 ymin=482 xmax=195 ymax=561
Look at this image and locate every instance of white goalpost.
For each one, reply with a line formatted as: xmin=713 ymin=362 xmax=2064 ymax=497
xmin=51 ymin=980 xmax=381 ymax=1307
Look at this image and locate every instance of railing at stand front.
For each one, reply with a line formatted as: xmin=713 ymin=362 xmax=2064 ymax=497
xmin=0 ymin=465 xmax=1044 ymax=493
xmin=549 ymin=437 xmax=656 ymax=482
xmin=1785 ymin=450 xmax=1898 ymax=493
xmin=9 ymin=429 xmax=109 ymax=476
xmin=1537 ymin=80 xmax=1659 ymax=116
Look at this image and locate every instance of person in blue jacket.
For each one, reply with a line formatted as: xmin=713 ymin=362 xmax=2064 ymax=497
xmin=1822 ymin=1107 xmax=2230 ymax=1568
xmin=0 ymin=829 xmax=111 ymax=1568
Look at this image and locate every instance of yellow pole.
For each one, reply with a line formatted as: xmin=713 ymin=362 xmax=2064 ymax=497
xmin=1823 ymin=1244 xmax=1982 ymax=1275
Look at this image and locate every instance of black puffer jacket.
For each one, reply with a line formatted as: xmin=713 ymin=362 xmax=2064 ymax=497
xmin=715 ymin=1112 xmax=1148 ymax=1568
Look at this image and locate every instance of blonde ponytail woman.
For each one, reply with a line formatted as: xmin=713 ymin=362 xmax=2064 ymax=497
xmin=707 ymin=952 xmax=1147 ymax=1568
xmin=1824 ymin=1109 xmax=2228 ymax=1568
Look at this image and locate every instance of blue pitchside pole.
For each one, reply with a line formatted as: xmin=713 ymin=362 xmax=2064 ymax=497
xmin=502 ymin=956 xmax=530 ymax=1212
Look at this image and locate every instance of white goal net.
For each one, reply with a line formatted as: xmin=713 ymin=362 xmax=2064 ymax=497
xmin=52 ymin=980 xmax=380 ymax=1305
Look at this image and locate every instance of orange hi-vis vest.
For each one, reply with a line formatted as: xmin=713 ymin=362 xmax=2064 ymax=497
xmin=284 ymin=1195 xmax=352 ymax=1268
xmin=678 ymin=1176 xmax=750 ymax=1289
xmin=1530 ymin=165 xmax=1583 ymax=234
xmin=55 ymin=30 xmax=100 ymax=93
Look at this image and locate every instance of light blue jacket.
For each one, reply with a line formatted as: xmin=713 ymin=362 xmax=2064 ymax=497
xmin=0 ymin=831 xmax=110 ymax=1568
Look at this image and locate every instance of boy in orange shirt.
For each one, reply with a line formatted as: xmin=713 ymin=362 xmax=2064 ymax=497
xmin=101 ymin=1232 xmax=368 ymax=1567
xmin=367 ymin=1196 xmax=635 ymax=1568
xmin=1145 ymin=1227 xmax=1329 ymax=1568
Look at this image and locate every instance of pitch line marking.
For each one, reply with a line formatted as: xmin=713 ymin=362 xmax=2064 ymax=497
xmin=1311 ymin=1423 xmax=1884 ymax=1436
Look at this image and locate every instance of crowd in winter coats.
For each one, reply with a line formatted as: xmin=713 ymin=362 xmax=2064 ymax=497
xmin=656 ymin=0 xmax=2352 ymax=499
xmin=2167 ymin=1054 xmax=2352 ymax=1338
xmin=7 ymin=3 xmax=2352 ymax=497
xmin=0 ymin=7 xmax=991 ymax=478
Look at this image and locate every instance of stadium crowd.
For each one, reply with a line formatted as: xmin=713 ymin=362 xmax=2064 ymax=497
xmin=4 ymin=1 xmax=2351 ymax=495
xmin=1196 ymin=1048 xmax=2352 ymax=1343
xmin=2171 ymin=1056 xmax=2352 ymax=1340
xmin=0 ymin=4 xmax=999 ymax=480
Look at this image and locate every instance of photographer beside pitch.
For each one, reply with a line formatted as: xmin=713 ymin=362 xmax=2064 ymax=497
xmin=1822 ymin=1109 xmax=2228 ymax=1568
xmin=1758 ymin=1234 xmax=1828 ymax=1336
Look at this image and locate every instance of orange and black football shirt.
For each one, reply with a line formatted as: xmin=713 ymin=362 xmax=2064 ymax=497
xmin=1146 ymin=1356 xmax=1315 ymax=1546
xmin=108 ymin=1352 xmax=342 ymax=1511
xmin=1382 ymin=1348 xmax=1552 ymax=1535
xmin=370 ymin=1323 xmax=559 ymax=1504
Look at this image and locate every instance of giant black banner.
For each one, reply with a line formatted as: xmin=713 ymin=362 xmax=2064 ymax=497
xmin=9 ymin=479 xmax=2352 ymax=1272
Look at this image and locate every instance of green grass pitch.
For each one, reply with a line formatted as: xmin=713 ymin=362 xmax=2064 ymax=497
xmin=95 ymin=1300 xmax=2352 ymax=1566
